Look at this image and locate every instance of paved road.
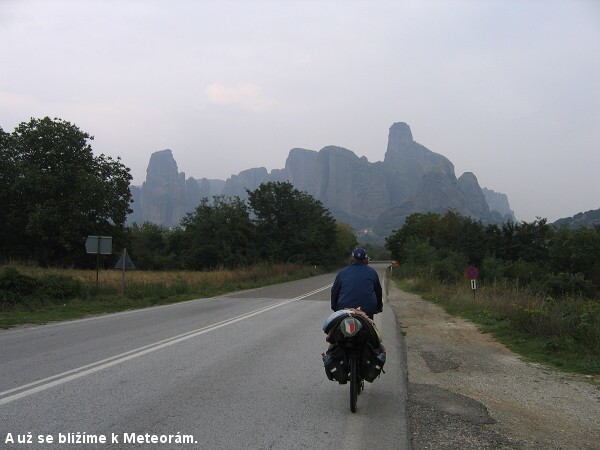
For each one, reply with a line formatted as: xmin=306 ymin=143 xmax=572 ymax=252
xmin=0 ymin=264 xmax=409 ymax=449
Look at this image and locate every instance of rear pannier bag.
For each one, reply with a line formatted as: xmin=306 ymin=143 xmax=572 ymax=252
xmin=322 ymin=312 xmax=386 ymax=383
xmin=322 ymin=345 xmax=348 ymax=384
xmin=360 ymin=343 xmax=386 ymax=382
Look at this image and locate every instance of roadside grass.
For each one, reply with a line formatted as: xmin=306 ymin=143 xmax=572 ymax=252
xmin=394 ymin=275 xmax=600 ymax=376
xmin=0 ymin=264 xmax=321 ymax=329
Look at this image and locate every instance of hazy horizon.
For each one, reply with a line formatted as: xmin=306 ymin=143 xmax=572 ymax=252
xmin=1 ymin=0 xmax=599 ymax=222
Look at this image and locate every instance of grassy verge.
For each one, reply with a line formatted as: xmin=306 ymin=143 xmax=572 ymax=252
xmin=0 ymin=264 xmax=321 ymax=329
xmin=393 ymin=275 xmax=600 ymax=376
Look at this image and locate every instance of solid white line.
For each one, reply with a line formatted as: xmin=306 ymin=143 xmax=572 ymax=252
xmin=0 ymin=285 xmax=332 ymax=405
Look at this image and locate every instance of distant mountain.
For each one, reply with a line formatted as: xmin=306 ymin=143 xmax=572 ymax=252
xmin=131 ymin=149 xmax=224 ymax=227
xmin=482 ymin=188 xmax=516 ymax=223
xmin=129 ymin=122 xmax=515 ymax=240
xmin=553 ymin=208 xmax=600 ymax=229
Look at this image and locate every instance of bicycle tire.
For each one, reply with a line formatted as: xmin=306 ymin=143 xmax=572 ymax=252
xmin=349 ymin=354 xmax=358 ymax=413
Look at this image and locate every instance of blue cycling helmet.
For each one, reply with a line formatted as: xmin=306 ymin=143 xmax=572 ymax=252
xmin=351 ymin=247 xmax=368 ymax=261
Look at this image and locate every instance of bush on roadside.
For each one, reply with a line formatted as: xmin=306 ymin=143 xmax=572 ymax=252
xmin=0 ymin=266 xmax=82 ymax=308
xmin=37 ymin=274 xmax=83 ymax=302
xmin=433 ymin=251 xmax=467 ymax=282
xmin=0 ymin=266 xmax=39 ymax=307
xmin=480 ymin=256 xmax=506 ymax=282
xmin=541 ymin=272 xmax=596 ymax=299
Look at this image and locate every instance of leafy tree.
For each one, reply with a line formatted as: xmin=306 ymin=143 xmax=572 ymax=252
xmin=332 ymin=223 xmax=359 ymax=264
xmin=385 ymin=212 xmax=440 ymax=262
xmin=1 ymin=117 xmax=132 ymax=265
xmin=480 ymin=255 xmax=507 ymax=282
xmin=549 ymin=226 xmax=600 ymax=287
xmin=402 ymin=237 xmax=438 ymax=271
xmin=498 ymin=218 xmax=552 ymax=263
xmin=247 ymin=181 xmax=337 ymax=265
xmin=433 ymin=210 xmax=485 ymax=266
xmin=483 ymin=224 xmax=503 ymax=258
xmin=180 ymin=196 xmax=254 ymax=270
xmin=0 ymin=127 xmax=16 ymax=247
xmin=433 ymin=250 xmax=468 ymax=282
xmin=127 ymin=222 xmax=173 ymax=270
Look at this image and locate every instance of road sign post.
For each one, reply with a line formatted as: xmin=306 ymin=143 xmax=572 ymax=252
xmin=114 ymin=248 xmax=135 ymax=295
xmin=85 ymin=236 xmax=112 ymax=286
xmin=470 ymin=278 xmax=477 ymax=300
xmin=466 ymin=266 xmax=479 ymax=301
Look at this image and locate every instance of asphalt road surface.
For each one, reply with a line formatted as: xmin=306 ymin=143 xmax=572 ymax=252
xmin=0 ymin=264 xmax=409 ymax=449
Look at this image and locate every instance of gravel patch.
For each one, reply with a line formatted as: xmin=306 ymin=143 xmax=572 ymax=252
xmin=387 ymin=282 xmax=600 ymax=450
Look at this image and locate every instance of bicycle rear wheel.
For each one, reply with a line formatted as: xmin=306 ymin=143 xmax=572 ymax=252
xmin=349 ymin=354 xmax=358 ymax=413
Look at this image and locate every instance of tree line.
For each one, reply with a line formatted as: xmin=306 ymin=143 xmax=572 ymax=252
xmin=385 ymin=210 xmax=600 ymax=299
xmin=1 ymin=117 xmax=357 ymax=269
xmin=128 ymin=185 xmax=358 ymax=270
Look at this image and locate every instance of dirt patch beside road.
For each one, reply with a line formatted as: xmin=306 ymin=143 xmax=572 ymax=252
xmin=387 ymin=282 xmax=600 ymax=450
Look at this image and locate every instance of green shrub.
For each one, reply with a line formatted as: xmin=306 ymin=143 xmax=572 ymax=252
xmin=511 ymin=306 xmax=549 ymax=335
xmin=552 ymin=299 xmax=600 ymax=345
xmin=505 ymin=259 xmax=548 ymax=286
xmin=403 ymin=237 xmax=439 ymax=269
xmin=0 ymin=266 xmax=39 ymax=307
xmin=38 ymin=274 xmax=83 ymax=302
xmin=0 ymin=266 xmax=82 ymax=307
xmin=432 ymin=251 xmax=467 ymax=282
xmin=0 ymin=266 xmax=38 ymax=294
xmin=542 ymin=272 xmax=596 ymax=299
xmin=481 ymin=256 xmax=506 ymax=282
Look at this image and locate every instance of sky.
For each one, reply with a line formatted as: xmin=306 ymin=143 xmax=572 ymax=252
xmin=1 ymin=0 xmax=599 ymax=223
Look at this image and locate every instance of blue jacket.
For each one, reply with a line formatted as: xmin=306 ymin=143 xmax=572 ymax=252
xmin=331 ymin=262 xmax=383 ymax=316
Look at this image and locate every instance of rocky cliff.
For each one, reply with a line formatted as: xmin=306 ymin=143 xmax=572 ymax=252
xmin=129 ymin=122 xmax=514 ymax=239
xmin=553 ymin=208 xmax=600 ymax=229
xmin=482 ymin=187 xmax=516 ymax=222
xmin=130 ymin=149 xmax=225 ymax=227
xmin=139 ymin=150 xmax=187 ymax=227
xmin=383 ymin=122 xmax=457 ymax=205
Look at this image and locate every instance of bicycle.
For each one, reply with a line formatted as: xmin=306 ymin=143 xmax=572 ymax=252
xmin=322 ymin=313 xmax=385 ymax=413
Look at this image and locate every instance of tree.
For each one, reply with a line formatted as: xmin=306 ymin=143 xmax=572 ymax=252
xmin=385 ymin=212 xmax=440 ymax=262
xmin=433 ymin=210 xmax=485 ymax=266
xmin=180 ymin=196 xmax=254 ymax=270
xmin=402 ymin=237 xmax=439 ymax=270
xmin=1 ymin=117 xmax=132 ymax=265
xmin=127 ymin=222 xmax=173 ymax=270
xmin=247 ymin=182 xmax=337 ymax=265
xmin=332 ymin=223 xmax=359 ymax=264
xmin=549 ymin=226 xmax=600 ymax=287
xmin=0 ymin=127 xmax=16 ymax=248
xmin=497 ymin=218 xmax=552 ymax=263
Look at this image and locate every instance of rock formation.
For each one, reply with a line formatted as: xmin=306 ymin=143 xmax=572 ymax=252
xmin=482 ymin=187 xmax=516 ymax=222
xmin=129 ymin=122 xmax=515 ymax=240
xmin=139 ymin=149 xmax=188 ymax=227
xmin=221 ymin=167 xmax=281 ymax=199
xmin=553 ymin=208 xmax=600 ymax=229
xmin=129 ymin=151 xmax=227 ymax=226
xmin=383 ymin=122 xmax=456 ymax=205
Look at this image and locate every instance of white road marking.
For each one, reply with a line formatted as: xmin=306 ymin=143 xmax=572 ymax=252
xmin=0 ymin=285 xmax=332 ymax=405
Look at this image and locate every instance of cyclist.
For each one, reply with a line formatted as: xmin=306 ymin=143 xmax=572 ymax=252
xmin=331 ymin=247 xmax=383 ymax=319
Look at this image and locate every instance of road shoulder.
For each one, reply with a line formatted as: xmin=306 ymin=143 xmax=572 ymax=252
xmin=387 ymin=281 xmax=600 ymax=450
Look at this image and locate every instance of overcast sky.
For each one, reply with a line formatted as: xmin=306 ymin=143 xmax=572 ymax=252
xmin=1 ymin=0 xmax=599 ymax=222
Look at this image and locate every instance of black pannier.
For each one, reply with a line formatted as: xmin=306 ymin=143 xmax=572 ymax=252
xmin=360 ymin=342 xmax=386 ymax=382
xmin=322 ymin=312 xmax=385 ymax=384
